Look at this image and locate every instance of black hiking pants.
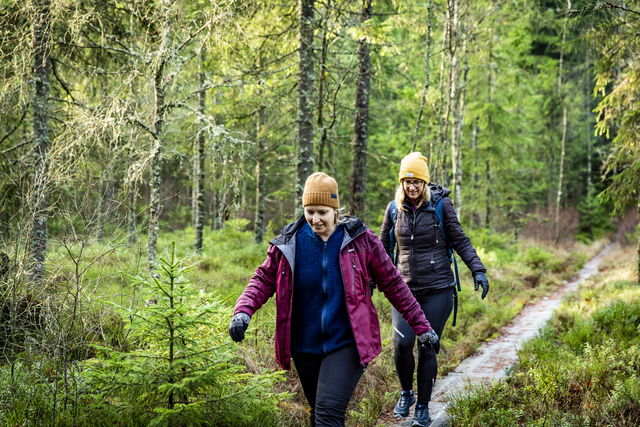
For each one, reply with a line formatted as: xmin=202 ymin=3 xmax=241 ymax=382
xmin=391 ymin=287 xmax=454 ymax=405
xmin=293 ymin=344 xmax=364 ymax=426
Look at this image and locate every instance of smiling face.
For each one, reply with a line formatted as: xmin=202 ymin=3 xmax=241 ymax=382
xmin=402 ymin=179 xmax=426 ymax=202
xmin=304 ymin=205 xmax=337 ymax=240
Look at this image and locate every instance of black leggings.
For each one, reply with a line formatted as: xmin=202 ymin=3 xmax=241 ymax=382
xmin=292 ymin=345 xmax=364 ymax=426
xmin=391 ymin=288 xmax=453 ymax=405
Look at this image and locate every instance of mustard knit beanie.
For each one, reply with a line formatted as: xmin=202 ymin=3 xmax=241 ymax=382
xmin=399 ymin=152 xmax=429 ymax=183
xmin=302 ymin=172 xmax=340 ymax=208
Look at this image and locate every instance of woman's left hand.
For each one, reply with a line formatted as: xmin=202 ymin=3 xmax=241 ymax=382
xmin=473 ymin=272 xmax=489 ymax=299
xmin=418 ymin=330 xmax=439 ymax=346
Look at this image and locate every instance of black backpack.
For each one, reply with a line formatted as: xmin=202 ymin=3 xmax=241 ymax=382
xmin=386 ymin=198 xmax=462 ymax=326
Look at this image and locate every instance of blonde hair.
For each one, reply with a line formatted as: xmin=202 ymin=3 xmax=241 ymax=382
xmin=394 ymin=180 xmax=431 ymax=211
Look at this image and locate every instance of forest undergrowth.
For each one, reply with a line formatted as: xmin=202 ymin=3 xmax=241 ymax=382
xmin=0 ymin=220 xmax=612 ymax=425
xmin=447 ymin=244 xmax=639 ymax=426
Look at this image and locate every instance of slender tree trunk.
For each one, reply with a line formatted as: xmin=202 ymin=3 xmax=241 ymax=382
xmin=451 ymin=26 xmax=468 ymax=218
xmin=350 ymin=0 xmax=372 ymax=216
xmin=28 ymin=0 xmax=52 ymax=283
xmin=436 ymin=0 xmax=456 ymax=184
xmin=128 ymin=182 xmax=138 ymax=244
xmin=430 ymin=6 xmax=450 ymax=178
xmin=194 ymin=48 xmax=206 ymax=253
xmin=296 ymin=0 xmax=316 ymax=215
xmin=413 ymin=0 xmax=434 ymax=152
xmin=554 ymin=0 xmax=570 ymax=243
xmin=254 ymin=106 xmax=266 ymax=243
xmin=637 ymin=196 xmax=639 ymax=285
xmin=317 ymin=10 xmax=329 ymax=171
xmin=485 ymin=27 xmax=495 ymax=230
xmin=470 ymin=122 xmax=481 ymax=227
xmin=485 ymin=159 xmax=491 ymax=229
xmin=584 ymin=50 xmax=593 ymax=196
xmin=97 ymin=172 xmax=114 ymax=242
xmin=148 ymin=5 xmax=170 ymax=272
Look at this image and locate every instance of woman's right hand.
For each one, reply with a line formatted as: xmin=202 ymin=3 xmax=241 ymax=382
xmin=228 ymin=312 xmax=251 ymax=342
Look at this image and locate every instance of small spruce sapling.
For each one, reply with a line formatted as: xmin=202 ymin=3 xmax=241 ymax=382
xmin=82 ymin=242 xmax=285 ymax=426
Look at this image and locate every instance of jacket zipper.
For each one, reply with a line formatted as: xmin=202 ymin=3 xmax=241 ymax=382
xmin=410 ymin=209 xmax=417 ymax=280
xmin=321 ymin=240 xmax=328 ymax=354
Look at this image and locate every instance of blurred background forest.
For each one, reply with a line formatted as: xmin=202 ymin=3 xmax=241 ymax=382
xmin=0 ymin=0 xmax=639 ymax=425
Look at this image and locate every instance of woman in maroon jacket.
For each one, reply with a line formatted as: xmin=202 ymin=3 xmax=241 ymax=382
xmin=380 ymin=153 xmax=489 ymax=427
xmin=229 ymin=172 xmax=438 ymax=427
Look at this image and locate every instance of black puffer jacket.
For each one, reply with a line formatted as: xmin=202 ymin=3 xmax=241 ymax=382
xmin=380 ymin=184 xmax=485 ymax=293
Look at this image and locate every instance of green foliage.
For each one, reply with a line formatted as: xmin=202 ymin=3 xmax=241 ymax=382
xmin=523 ymin=246 xmax=556 ymax=270
xmin=576 ymin=192 xmax=614 ymax=242
xmin=81 ymin=243 xmax=287 ymax=426
xmin=448 ymin=256 xmax=640 ymax=426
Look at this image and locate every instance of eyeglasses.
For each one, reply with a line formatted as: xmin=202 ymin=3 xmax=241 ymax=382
xmin=403 ymin=179 xmax=424 ymax=188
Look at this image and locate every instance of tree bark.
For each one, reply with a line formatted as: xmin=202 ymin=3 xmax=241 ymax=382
xmin=413 ymin=0 xmax=434 ymax=152
xmin=451 ymin=25 xmax=468 ymax=219
xmin=554 ymin=0 xmax=570 ymax=243
xmin=296 ymin=0 xmax=316 ymax=215
xmin=148 ymin=4 xmax=170 ymax=272
xmin=350 ymin=0 xmax=372 ymax=216
xmin=254 ymin=105 xmax=266 ymax=243
xmin=194 ymin=48 xmax=206 ymax=253
xmin=128 ymin=182 xmax=138 ymax=244
xmin=485 ymin=26 xmax=495 ymax=230
xmin=28 ymin=0 xmax=52 ymax=283
xmin=434 ymin=0 xmax=454 ymax=183
xmin=97 ymin=172 xmax=114 ymax=242
xmin=317 ymin=10 xmax=329 ymax=171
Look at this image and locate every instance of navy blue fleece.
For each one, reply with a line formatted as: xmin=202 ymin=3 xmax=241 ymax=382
xmin=291 ymin=222 xmax=354 ymax=354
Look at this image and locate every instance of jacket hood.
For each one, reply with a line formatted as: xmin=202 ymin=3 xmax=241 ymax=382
xmin=270 ymin=214 xmax=367 ymax=246
xmin=429 ymin=183 xmax=450 ymax=204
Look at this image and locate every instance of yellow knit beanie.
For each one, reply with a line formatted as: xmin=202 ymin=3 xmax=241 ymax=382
xmin=302 ymin=172 xmax=340 ymax=208
xmin=399 ymin=152 xmax=429 ymax=183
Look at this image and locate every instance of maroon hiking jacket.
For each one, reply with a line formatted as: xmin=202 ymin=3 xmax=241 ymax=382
xmin=234 ymin=215 xmax=433 ymax=370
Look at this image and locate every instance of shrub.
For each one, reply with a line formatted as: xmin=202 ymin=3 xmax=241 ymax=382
xmin=523 ymin=246 xmax=554 ymax=270
xmin=81 ymin=243 xmax=287 ymax=426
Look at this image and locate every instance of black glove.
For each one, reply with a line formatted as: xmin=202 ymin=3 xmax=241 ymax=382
xmin=228 ymin=312 xmax=251 ymax=342
xmin=473 ymin=271 xmax=489 ymax=299
xmin=418 ymin=330 xmax=439 ymax=346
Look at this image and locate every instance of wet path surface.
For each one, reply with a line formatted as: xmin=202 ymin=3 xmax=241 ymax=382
xmin=382 ymin=243 xmax=614 ymax=427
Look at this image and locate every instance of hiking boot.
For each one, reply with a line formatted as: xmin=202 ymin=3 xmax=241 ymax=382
xmin=393 ymin=390 xmax=416 ymax=418
xmin=411 ymin=404 xmax=431 ymax=427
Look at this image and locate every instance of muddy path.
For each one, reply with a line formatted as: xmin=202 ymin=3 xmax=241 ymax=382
xmin=379 ymin=242 xmax=614 ymax=427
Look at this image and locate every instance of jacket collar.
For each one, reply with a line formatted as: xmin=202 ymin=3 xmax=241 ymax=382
xmin=269 ymin=214 xmax=368 ymax=267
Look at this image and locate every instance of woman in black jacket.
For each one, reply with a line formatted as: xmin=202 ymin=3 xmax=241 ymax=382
xmin=380 ymin=152 xmax=489 ymax=427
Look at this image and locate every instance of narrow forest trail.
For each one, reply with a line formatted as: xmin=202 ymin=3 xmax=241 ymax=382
xmin=378 ymin=242 xmax=615 ymax=427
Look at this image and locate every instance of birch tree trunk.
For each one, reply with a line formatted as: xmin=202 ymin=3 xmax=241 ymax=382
xmin=350 ymin=0 xmax=372 ymax=216
xmin=296 ymin=0 xmax=315 ymax=215
xmin=194 ymin=48 xmax=206 ymax=253
xmin=413 ymin=0 xmax=434 ymax=152
xmin=147 ymin=4 xmax=170 ymax=272
xmin=28 ymin=0 xmax=52 ymax=283
xmin=434 ymin=0 xmax=455 ymax=183
xmin=451 ymin=36 xmax=468 ymax=218
xmin=554 ymin=0 xmax=570 ymax=243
